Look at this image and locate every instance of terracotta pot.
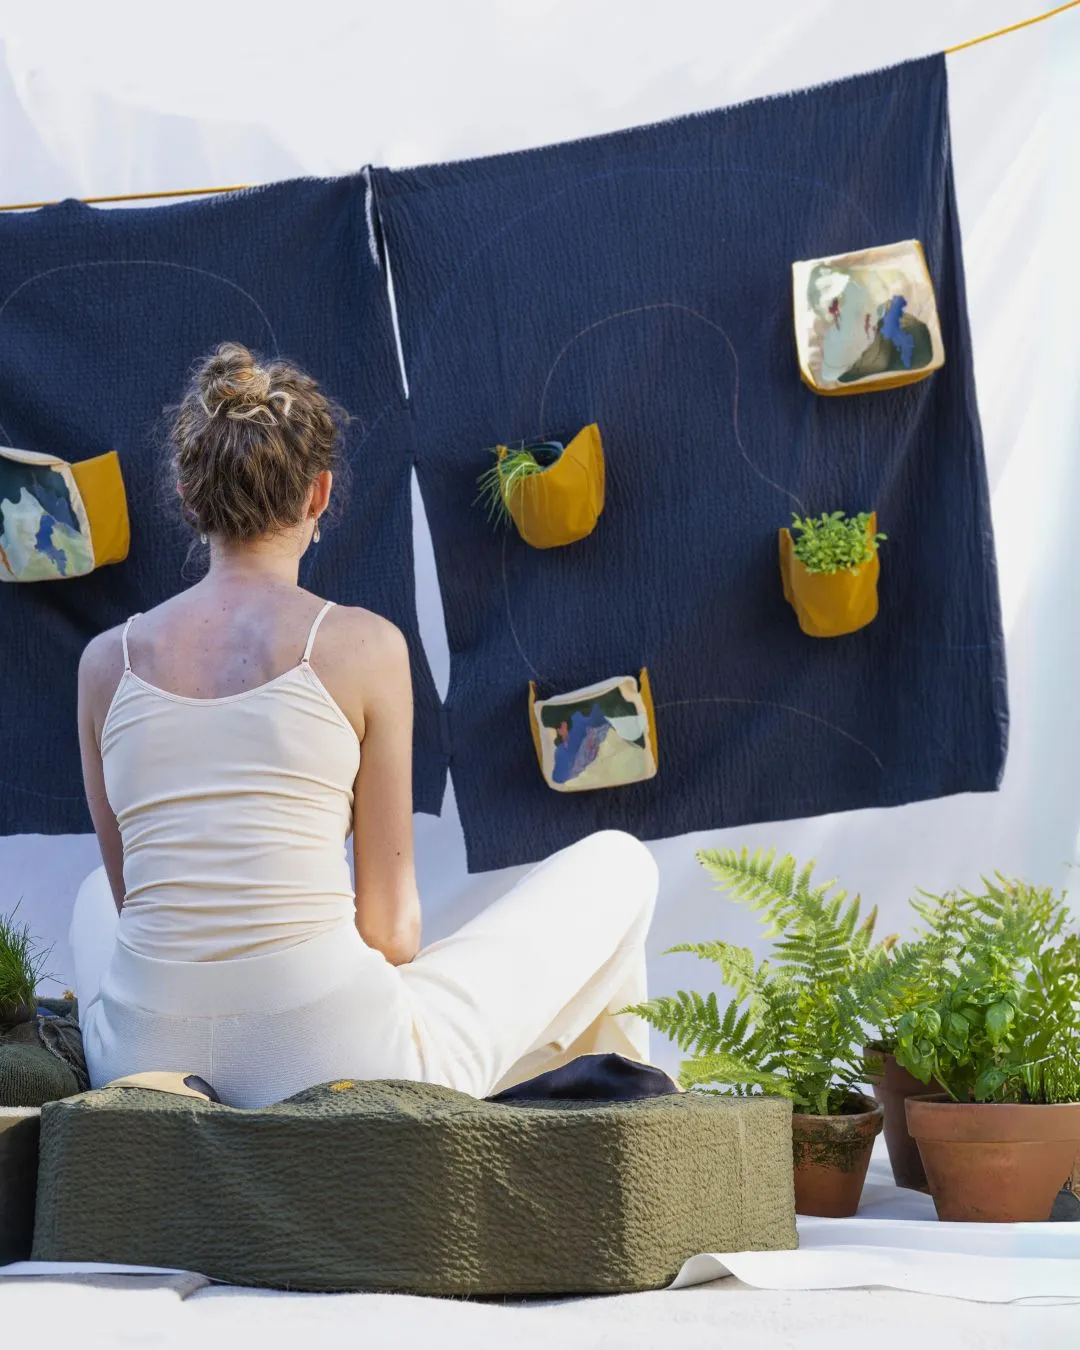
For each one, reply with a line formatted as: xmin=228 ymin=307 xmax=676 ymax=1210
xmin=906 ymin=1094 xmax=1080 ymax=1222
xmin=791 ymin=1092 xmax=884 ymax=1217
xmin=864 ymin=1045 xmax=942 ymax=1192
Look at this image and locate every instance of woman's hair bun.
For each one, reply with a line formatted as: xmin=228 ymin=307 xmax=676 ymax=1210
xmin=197 ymin=342 xmax=274 ymax=421
xmin=168 ymin=341 xmax=348 ymax=542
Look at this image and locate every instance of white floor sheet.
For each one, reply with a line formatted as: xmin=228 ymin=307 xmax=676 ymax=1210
xmin=4 ymin=1149 xmax=1079 ymax=1316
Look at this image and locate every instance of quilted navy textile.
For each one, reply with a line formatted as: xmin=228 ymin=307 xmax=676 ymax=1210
xmin=374 ymin=54 xmax=1008 ymax=872
xmin=0 ymin=175 xmax=446 ymax=832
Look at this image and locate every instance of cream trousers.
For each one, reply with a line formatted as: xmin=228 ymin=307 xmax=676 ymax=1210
xmin=72 ymin=830 xmax=658 ymax=1109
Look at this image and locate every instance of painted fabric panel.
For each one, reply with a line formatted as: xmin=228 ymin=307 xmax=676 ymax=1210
xmin=0 ymin=176 xmax=445 ymax=833
xmin=529 ymin=671 xmax=658 ymax=792
xmin=0 ymin=446 xmax=130 ymax=582
xmin=375 ymin=54 xmax=1007 ymax=872
xmin=793 ymin=239 xmax=945 ymax=394
xmin=0 ymin=447 xmax=94 ymax=581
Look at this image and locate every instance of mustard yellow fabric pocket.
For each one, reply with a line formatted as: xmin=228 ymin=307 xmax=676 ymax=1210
xmin=499 ymin=423 xmax=605 ymax=548
xmin=528 ymin=669 xmax=658 ymax=792
xmin=779 ymin=513 xmax=881 ymax=638
xmin=69 ymin=450 xmax=130 ymax=568
xmin=792 ymin=240 xmax=945 ymax=396
xmin=0 ymin=446 xmax=129 ymax=582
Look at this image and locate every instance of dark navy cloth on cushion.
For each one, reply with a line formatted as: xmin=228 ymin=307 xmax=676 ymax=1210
xmin=487 ymin=1053 xmax=680 ymax=1104
xmin=374 ymin=54 xmax=1007 ymax=872
xmin=0 ymin=175 xmax=446 ymax=832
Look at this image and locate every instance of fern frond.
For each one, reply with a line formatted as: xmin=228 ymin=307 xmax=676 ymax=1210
xmin=678 ymin=1052 xmax=792 ymax=1096
xmin=621 ymin=990 xmax=727 ymax=1055
xmin=665 ymin=941 xmax=759 ymax=1000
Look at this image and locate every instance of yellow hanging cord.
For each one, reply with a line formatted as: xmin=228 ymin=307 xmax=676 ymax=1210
xmin=0 ymin=2 xmax=1076 ymax=214
xmin=944 ymin=0 xmax=1078 ymax=53
xmin=0 ymin=183 xmax=254 ymax=213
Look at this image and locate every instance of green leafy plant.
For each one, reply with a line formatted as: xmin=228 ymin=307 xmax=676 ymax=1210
xmin=894 ymin=878 xmax=1080 ymax=1104
xmin=0 ymin=903 xmax=52 ymax=1016
xmin=858 ymin=888 xmax=977 ymax=1056
xmin=475 ymin=441 xmax=560 ymax=526
xmin=626 ymin=848 xmax=892 ymax=1116
xmin=790 ymin=510 xmax=886 ymax=574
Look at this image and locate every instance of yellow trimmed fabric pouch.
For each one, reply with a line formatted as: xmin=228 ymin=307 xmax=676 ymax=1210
xmin=779 ymin=513 xmax=881 ymax=638
xmin=792 ymin=240 xmax=945 ymax=395
xmin=0 ymin=447 xmax=129 ymax=582
xmin=528 ymin=669 xmax=658 ymax=792
xmin=500 ymin=422 xmax=605 ymax=548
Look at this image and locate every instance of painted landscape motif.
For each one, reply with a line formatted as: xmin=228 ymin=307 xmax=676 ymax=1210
xmin=795 ymin=241 xmax=943 ymax=391
xmin=537 ymin=677 xmax=654 ymax=791
xmin=0 ymin=452 xmax=93 ymax=582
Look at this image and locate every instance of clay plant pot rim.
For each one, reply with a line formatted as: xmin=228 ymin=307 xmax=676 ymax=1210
xmin=906 ymin=1092 xmax=1080 ymax=1143
xmin=793 ymin=1092 xmax=884 ymax=1129
xmin=862 ymin=1043 xmax=892 ymax=1082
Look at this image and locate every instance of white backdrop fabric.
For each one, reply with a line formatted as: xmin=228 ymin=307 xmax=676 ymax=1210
xmin=0 ymin=0 xmax=1078 ymax=1083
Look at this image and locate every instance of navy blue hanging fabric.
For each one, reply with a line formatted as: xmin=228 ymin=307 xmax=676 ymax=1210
xmin=0 ymin=175 xmax=446 ymax=832
xmin=374 ymin=54 xmax=1008 ymax=872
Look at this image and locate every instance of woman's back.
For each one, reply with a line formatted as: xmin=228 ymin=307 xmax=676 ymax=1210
xmin=102 ymin=596 xmax=361 ymax=962
xmin=71 ymin=341 xmax=656 ymax=1109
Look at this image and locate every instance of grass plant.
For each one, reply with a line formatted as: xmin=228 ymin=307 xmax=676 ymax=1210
xmin=0 ymin=904 xmax=52 ymax=1017
xmin=475 ymin=441 xmax=560 ymax=526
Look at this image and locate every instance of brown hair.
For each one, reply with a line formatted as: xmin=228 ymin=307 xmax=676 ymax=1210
xmin=169 ymin=342 xmax=347 ymax=541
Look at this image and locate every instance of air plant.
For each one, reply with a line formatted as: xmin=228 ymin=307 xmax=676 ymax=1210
xmin=475 ymin=440 xmax=563 ymax=526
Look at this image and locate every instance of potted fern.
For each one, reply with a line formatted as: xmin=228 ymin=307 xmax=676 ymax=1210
xmin=627 ymin=848 xmax=886 ymax=1217
xmin=896 ymin=879 xmax=1080 ymax=1222
xmin=778 ymin=509 xmax=885 ymax=637
xmin=858 ymin=889 xmax=970 ymax=1190
xmin=0 ymin=906 xmax=51 ymax=1028
xmin=475 ymin=424 xmax=605 ymax=549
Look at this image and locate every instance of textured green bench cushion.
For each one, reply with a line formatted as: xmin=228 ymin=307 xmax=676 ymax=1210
xmin=0 ymin=1108 xmax=40 ymax=1263
xmin=33 ymin=1079 xmax=796 ymax=1295
xmin=0 ymin=1018 xmax=79 ymax=1109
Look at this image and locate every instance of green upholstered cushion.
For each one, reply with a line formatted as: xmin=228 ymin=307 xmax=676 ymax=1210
xmin=0 ymin=1108 xmax=40 ymax=1263
xmin=33 ymin=1079 xmax=797 ymax=1295
xmin=0 ymin=1016 xmax=79 ymax=1109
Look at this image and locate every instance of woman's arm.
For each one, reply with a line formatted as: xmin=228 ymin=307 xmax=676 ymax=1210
xmin=77 ymin=631 xmax=127 ymax=913
xmin=346 ymin=617 xmax=422 ymax=966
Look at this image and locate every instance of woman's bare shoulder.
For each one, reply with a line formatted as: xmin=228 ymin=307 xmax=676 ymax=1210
xmin=77 ymin=624 xmax=129 ymax=730
xmin=310 ymin=603 xmax=411 ymax=731
xmin=79 ymin=624 xmax=127 ymax=686
xmin=319 ymin=603 xmax=409 ymax=667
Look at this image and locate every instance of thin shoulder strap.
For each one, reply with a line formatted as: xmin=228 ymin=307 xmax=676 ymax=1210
xmin=121 ymin=614 xmax=141 ymax=672
xmin=301 ymin=601 xmax=335 ymax=664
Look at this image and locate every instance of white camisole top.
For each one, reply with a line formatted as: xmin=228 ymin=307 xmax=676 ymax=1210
xmin=100 ymin=601 xmax=362 ymax=962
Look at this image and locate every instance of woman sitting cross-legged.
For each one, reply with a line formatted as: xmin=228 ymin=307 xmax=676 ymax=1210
xmin=72 ymin=341 xmax=658 ymax=1109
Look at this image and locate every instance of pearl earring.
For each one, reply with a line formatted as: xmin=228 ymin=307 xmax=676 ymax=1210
xmin=200 ymin=533 xmax=208 ymax=544
xmin=313 ymin=516 xmax=321 ymax=544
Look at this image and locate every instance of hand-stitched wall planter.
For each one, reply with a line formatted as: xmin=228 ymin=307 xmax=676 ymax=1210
xmin=792 ymin=240 xmax=945 ymax=395
xmin=0 ymin=447 xmax=129 ymax=582
xmin=477 ymin=423 xmax=605 ymax=548
xmin=528 ymin=670 xmax=657 ymax=792
xmin=779 ymin=511 xmax=885 ymax=638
